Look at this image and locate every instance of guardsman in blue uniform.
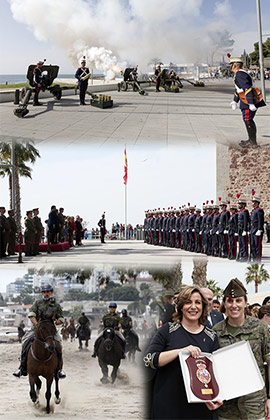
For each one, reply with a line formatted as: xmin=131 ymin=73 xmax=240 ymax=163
xmin=175 ymin=209 xmax=181 ymax=248
xmin=229 ymin=56 xmax=265 ymax=148
xmin=183 ymin=208 xmax=189 ymax=250
xmin=194 ymin=208 xmax=202 ymax=253
xmin=250 ymin=195 xmax=264 ymax=262
xmin=154 ymin=210 xmax=160 ymax=245
xmin=227 ymin=204 xmax=238 ymax=260
xmin=212 ymin=205 xmax=220 ymax=257
xmin=158 ymin=210 xmax=163 ymax=246
xmin=205 ymin=204 xmax=213 ymax=256
xmin=201 ymin=204 xmax=208 ymax=254
xmin=33 ymin=60 xmax=44 ymax=106
xmin=169 ymin=209 xmax=176 ymax=248
xmin=143 ymin=211 xmax=148 ymax=243
xmin=218 ymin=201 xmax=230 ymax=258
xmin=188 ymin=206 xmax=196 ymax=252
xmin=237 ymin=197 xmax=250 ymax=261
xmin=75 ymin=56 xmax=90 ymax=105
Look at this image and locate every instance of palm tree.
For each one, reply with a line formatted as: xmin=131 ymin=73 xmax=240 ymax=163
xmin=192 ymin=259 xmax=208 ymax=288
xmin=0 ymin=141 xmax=40 ymax=229
xmin=245 ymin=263 xmax=270 ymax=293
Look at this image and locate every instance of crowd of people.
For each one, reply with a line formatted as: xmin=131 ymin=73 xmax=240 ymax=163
xmin=0 ymin=205 xmax=88 ymax=258
xmin=144 ymin=195 xmax=268 ymax=262
xmin=145 ymin=282 xmax=270 ymax=420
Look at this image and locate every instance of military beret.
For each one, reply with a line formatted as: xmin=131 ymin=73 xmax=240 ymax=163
xmin=223 ymin=278 xmax=247 ymax=301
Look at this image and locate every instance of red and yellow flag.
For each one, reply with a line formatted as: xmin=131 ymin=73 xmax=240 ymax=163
xmin=123 ymin=147 xmax=128 ymax=185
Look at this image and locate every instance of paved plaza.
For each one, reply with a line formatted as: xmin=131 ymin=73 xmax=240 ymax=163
xmin=1 ymin=239 xmax=270 ymax=270
xmin=1 ymin=79 xmax=269 ymax=147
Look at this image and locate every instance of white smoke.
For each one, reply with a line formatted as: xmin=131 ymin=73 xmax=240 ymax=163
xmin=8 ymin=0 xmax=236 ymax=78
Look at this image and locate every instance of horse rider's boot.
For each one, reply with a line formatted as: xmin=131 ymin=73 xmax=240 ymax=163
xmin=121 ymin=342 xmax=126 ymax=359
xmin=56 ymin=349 xmax=66 ymax=379
xmin=13 ymin=348 xmax=28 ymax=377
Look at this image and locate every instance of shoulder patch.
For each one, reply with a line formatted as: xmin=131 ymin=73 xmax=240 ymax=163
xmin=204 ymin=326 xmax=217 ymax=341
xmin=168 ymin=322 xmax=181 ymax=334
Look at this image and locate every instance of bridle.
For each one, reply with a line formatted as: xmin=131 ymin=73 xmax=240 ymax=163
xmin=31 ymin=319 xmax=56 ymax=362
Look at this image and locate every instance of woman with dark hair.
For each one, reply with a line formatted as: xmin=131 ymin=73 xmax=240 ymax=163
xmin=144 ymin=286 xmax=222 ymax=420
xmin=262 ymin=296 xmax=270 ymax=306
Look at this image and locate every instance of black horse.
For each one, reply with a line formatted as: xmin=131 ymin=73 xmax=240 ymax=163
xmin=17 ymin=326 xmax=25 ymax=343
xmin=77 ymin=324 xmax=91 ymax=350
xmin=97 ymin=328 xmax=122 ymax=384
xmin=124 ymin=329 xmax=138 ymax=363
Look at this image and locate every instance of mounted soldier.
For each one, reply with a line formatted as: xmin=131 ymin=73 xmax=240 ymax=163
xmin=120 ymin=309 xmax=141 ymax=352
xmin=13 ymin=284 xmax=66 ymax=379
xmin=92 ymin=302 xmax=126 ymax=358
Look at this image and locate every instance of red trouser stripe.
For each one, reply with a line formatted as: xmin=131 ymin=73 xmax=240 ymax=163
xmin=258 ymin=236 xmax=262 ymax=262
xmin=244 ymin=109 xmax=249 ymax=122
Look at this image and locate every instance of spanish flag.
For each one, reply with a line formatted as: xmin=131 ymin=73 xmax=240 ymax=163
xmin=123 ymin=147 xmax=128 ymax=185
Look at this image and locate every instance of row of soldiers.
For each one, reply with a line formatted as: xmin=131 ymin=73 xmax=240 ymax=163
xmin=0 ymin=207 xmax=18 ymax=258
xmin=144 ymin=196 xmax=265 ymax=262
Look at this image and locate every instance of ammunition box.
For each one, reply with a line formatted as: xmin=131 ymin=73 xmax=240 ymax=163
xmin=90 ymin=99 xmax=113 ymax=109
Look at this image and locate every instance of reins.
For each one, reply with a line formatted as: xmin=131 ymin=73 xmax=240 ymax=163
xmin=31 ymin=318 xmax=57 ymax=362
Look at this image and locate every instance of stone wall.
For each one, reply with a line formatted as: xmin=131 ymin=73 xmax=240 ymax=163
xmin=224 ymin=144 xmax=270 ymax=212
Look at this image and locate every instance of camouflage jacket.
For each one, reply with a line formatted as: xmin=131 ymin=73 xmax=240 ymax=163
xmin=78 ymin=316 xmax=90 ymax=326
xmin=33 ymin=215 xmax=43 ymax=233
xmin=102 ymin=312 xmax=120 ymax=328
xmin=120 ymin=315 xmax=132 ymax=330
xmin=214 ymin=316 xmax=270 ymax=419
xmin=28 ymin=298 xmax=64 ymax=323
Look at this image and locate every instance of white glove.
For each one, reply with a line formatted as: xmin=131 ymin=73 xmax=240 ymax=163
xmin=224 ymin=230 xmax=228 ymax=234
xmin=187 ymin=229 xmax=189 ymax=232
xmin=235 ymin=233 xmax=238 ymax=237
xmin=192 ymin=229 xmax=195 ymax=232
xmin=249 ymin=104 xmax=257 ymax=112
xmin=231 ymin=101 xmax=237 ymax=110
xmin=255 ymin=230 xmax=262 ymax=236
xmin=199 ymin=231 xmax=202 ymax=235
xmin=216 ymin=231 xmax=219 ymax=235
xmin=210 ymin=230 xmax=213 ymax=234
xmin=242 ymin=231 xmax=247 ymax=236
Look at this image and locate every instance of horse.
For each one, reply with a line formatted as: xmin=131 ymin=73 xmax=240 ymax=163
xmin=60 ymin=325 xmax=69 ymax=341
xmin=27 ymin=314 xmax=61 ymax=414
xmin=97 ymin=328 xmax=122 ymax=384
xmin=68 ymin=322 xmax=76 ymax=342
xmin=124 ymin=329 xmax=137 ymax=363
xmin=77 ymin=324 xmax=91 ymax=350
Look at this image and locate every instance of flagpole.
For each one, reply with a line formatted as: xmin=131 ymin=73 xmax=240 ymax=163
xmin=125 ymin=181 xmax=127 ymax=240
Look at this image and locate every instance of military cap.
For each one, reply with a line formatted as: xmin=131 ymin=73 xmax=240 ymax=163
xmin=223 ymin=278 xmax=247 ymax=300
xmin=109 ymin=302 xmax=117 ymax=308
xmin=229 ymin=204 xmax=237 ymax=210
xmin=252 ymin=196 xmax=260 ymax=203
xmin=220 ymin=201 xmax=227 ymax=207
xmin=238 ymin=198 xmax=246 ymax=205
xmin=41 ymin=284 xmax=53 ymax=292
xmin=229 ymin=57 xmax=243 ymax=64
xmin=33 ymin=208 xmax=39 ymax=211
xmin=0 ymin=206 xmax=5 ymax=210
xmin=26 ymin=210 xmax=32 ymax=215
xmin=8 ymin=209 xmax=14 ymax=213
xmin=195 ymin=208 xmax=201 ymax=212
xmin=164 ymin=290 xmax=174 ymax=298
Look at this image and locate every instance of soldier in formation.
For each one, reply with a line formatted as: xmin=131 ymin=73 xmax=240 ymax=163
xmin=144 ymin=193 xmax=265 ymax=262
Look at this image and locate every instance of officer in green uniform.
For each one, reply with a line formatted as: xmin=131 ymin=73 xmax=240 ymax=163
xmin=32 ymin=208 xmax=43 ymax=256
xmin=120 ymin=309 xmax=141 ymax=351
xmin=92 ymin=302 xmax=125 ymax=358
xmin=78 ymin=312 xmax=90 ymax=326
xmin=6 ymin=209 xmax=17 ymax=255
xmin=58 ymin=207 xmax=65 ymax=242
xmin=213 ymin=278 xmax=270 ymax=420
xmin=13 ymin=284 xmax=66 ymax=379
xmin=24 ymin=210 xmax=36 ymax=256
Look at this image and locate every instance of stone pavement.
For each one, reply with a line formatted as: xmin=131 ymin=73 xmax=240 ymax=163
xmin=1 ymin=79 xmax=269 ymax=147
xmin=1 ymin=239 xmax=269 ymax=270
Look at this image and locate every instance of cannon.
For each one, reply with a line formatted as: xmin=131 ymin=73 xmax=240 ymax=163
xmin=13 ymin=64 xmax=76 ymax=118
xmin=117 ymin=68 xmax=150 ymax=95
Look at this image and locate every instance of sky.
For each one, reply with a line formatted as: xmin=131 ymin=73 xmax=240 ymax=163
xmin=0 ymin=143 xmax=216 ymax=230
xmin=0 ymin=0 xmax=270 ymax=75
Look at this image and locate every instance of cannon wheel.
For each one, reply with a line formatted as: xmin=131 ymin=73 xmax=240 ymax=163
xmin=120 ymin=81 xmax=128 ymax=91
xmin=53 ymin=86 xmax=62 ymax=100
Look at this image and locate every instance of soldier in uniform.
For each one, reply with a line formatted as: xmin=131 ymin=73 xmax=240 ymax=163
xmin=98 ymin=213 xmax=106 ymax=243
xmin=205 ymin=205 xmax=213 ymax=256
xmin=0 ymin=206 xmax=9 ymax=258
xmin=229 ymin=56 xmax=265 ymax=148
xmin=194 ymin=208 xmax=202 ymax=253
xmin=33 ymin=60 xmax=44 ymax=106
xmin=155 ymin=65 xmax=161 ymax=92
xmin=92 ymin=302 xmax=125 ymax=358
xmin=211 ymin=204 xmax=220 ymax=257
xmin=218 ymin=201 xmax=230 ymax=258
xmin=32 ymin=208 xmax=43 ymax=256
xmin=75 ymin=57 xmax=90 ymax=105
xmin=78 ymin=312 xmax=90 ymax=327
xmin=214 ymin=278 xmax=270 ymax=420
xmin=201 ymin=204 xmax=208 ymax=254
xmin=250 ymin=195 xmax=264 ymax=262
xmin=120 ymin=309 xmax=141 ymax=352
xmin=175 ymin=209 xmax=181 ymax=248
xmin=13 ymin=284 xmax=66 ymax=378
xmin=24 ymin=210 xmax=37 ymax=256
xmin=187 ymin=206 xmax=196 ymax=252
xmin=169 ymin=209 xmax=176 ymax=248
xmin=237 ymin=197 xmax=250 ymax=261
xmin=58 ymin=207 xmax=65 ymax=242
xmin=227 ymin=204 xmax=238 ymax=260
xmin=6 ymin=209 xmax=17 ymax=256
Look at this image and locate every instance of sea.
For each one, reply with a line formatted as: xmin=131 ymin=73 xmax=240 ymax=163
xmin=0 ymin=74 xmax=104 ymax=85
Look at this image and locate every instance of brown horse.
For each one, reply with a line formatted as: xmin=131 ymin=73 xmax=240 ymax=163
xmin=61 ymin=325 xmax=69 ymax=341
xmin=68 ymin=321 xmax=76 ymax=342
xmin=27 ymin=314 xmax=61 ymax=414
